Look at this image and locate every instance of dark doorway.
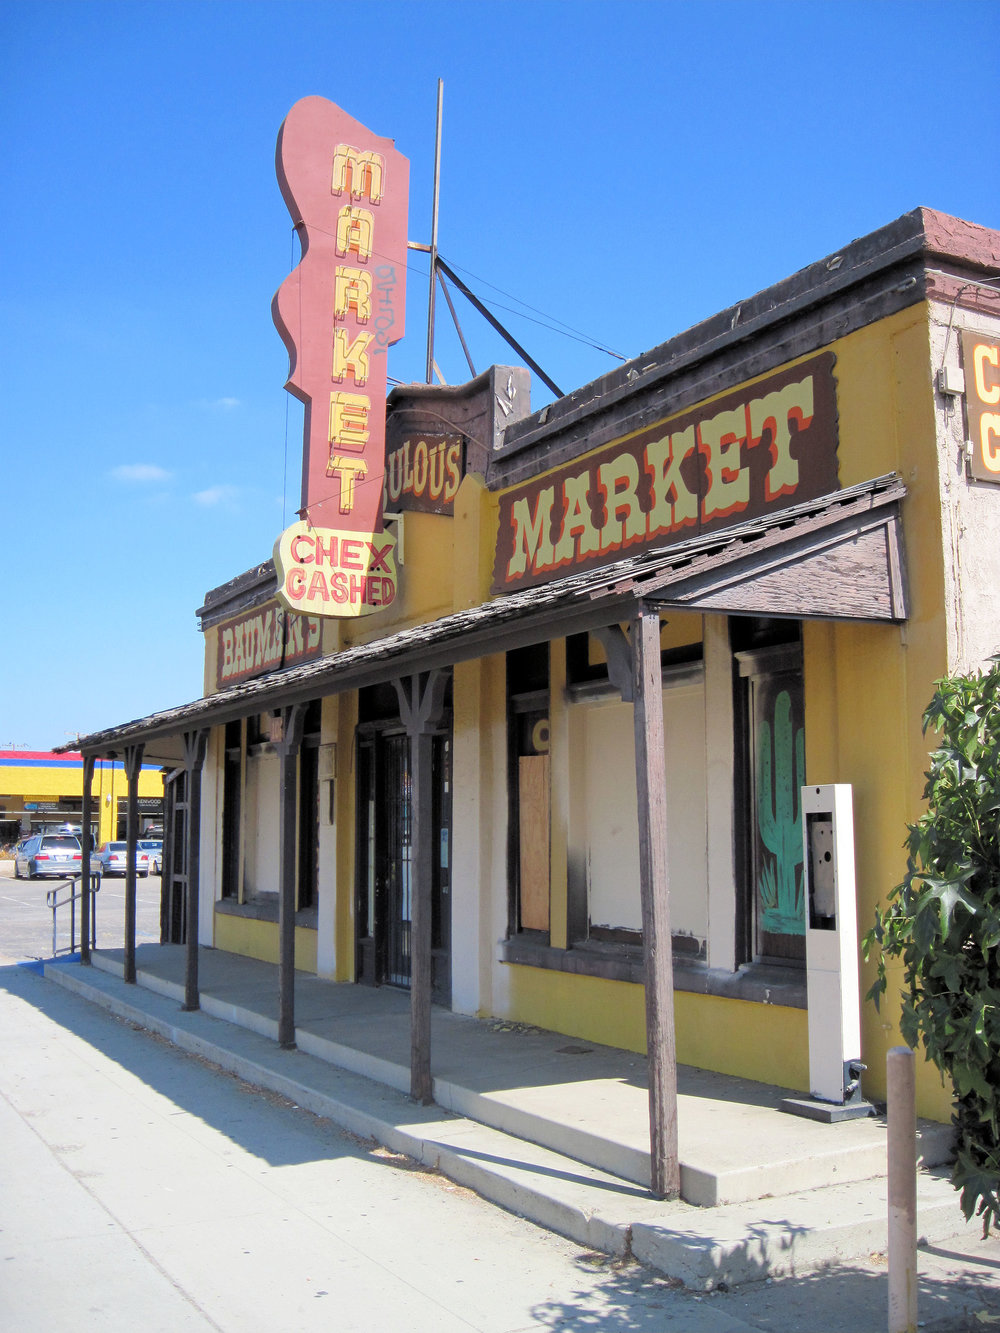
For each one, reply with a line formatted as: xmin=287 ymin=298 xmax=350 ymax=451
xmin=160 ymin=767 xmax=188 ymax=944
xmin=355 ymin=723 xmax=452 ymax=1004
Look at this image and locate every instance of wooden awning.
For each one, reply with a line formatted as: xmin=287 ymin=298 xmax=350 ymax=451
xmin=64 ymin=473 xmax=906 ymax=764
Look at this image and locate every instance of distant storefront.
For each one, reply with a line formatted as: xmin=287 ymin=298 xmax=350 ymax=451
xmin=0 ymin=751 xmax=163 ymax=846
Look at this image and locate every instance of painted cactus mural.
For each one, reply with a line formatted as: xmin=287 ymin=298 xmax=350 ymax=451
xmin=756 ymin=688 xmax=805 ymax=935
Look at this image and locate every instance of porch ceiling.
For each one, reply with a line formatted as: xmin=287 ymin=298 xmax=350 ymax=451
xmin=64 ymin=473 xmax=906 ymax=766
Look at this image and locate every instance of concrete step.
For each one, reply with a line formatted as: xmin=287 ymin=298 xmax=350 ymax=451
xmin=43 ymin=958 xmax=974 ymax=1291
xmin=83 ymin=950 xmax=953 ymax=1209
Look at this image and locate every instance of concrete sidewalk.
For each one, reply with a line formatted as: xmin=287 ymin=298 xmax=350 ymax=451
xmin=40 ymin=942 xmax=988 ymax=1294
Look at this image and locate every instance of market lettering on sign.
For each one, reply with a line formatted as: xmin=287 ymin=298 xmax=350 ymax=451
xmin=384 ymin=435 xmax=463 ymax=514
xmin=492 ymin=353 xmax=840 ymax=593
xmin=272 ymin=98 xmax=409 ymax=617
xmin=962 ymin=331 xmax=1000 ymax=483
xmin=217 ymin=604 xmax=321 ymax=689
xmin=274 ymin=521 xmax=397 ymax=618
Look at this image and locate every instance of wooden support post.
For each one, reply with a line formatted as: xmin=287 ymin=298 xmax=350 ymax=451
xmin=123 ymin=743 xmax=144 ymax=984
xmin=888 ymin=1045 xmax=918 ymax=1333
xmin=181 ymin=730 xmax=209 ymax=1012
xmin=80 ymin=754 xmax=95 ymax=965
xmin=274 ymin=704 xmax=307 ymax=1049
xmin=410 ymin=725 xmax=434 ymax=1102
xmin=631 ymin=602 xmax=680 ymax=1200
xmin=394 ymin=670 xmax=449 ymax=1105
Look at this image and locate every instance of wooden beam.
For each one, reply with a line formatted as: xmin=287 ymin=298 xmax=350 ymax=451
xmin=181 ymin=730 xmax=209 ymax=1012
xmin=631 ymin=603 xmax=680 ymax=1199
xmin=394 ymin=670 xmax=449 ymax=1104
xmin=274 ymin=703 xmax=307 ymax=1049
xmin=593 ymin=624 xmax=633 ymax=702
xmin=123 ymin=743 xmax=144 ymax=984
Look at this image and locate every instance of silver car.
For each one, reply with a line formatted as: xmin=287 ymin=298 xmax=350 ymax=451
xmin=14 ymin=834 xmax=82 ymax=879
xmin=92 ymin=842 xmax=150 ymax=877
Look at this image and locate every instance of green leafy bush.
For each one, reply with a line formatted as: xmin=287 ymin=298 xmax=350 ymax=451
xmin=864 ymin=659 xmax=1000 ymax=1236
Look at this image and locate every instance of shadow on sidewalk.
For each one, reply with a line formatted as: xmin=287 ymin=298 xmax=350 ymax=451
xmin=530 ymin=1246 xmax=1000 ymax=1333
xmin=0 ymin=960 xmax=364 ymax=1170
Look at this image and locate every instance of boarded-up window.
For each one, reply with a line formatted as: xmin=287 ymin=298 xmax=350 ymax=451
xmin=519 ymin=754 xmax=550 ymax=930
xmin=577 ymin=684 xmax=708 ymax=945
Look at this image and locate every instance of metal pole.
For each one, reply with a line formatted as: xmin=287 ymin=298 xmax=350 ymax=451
xmin=425 ymin=78 xmax=443 ymax=384
xmin=81 ymin=754 xmax=94 ymax=963
xmin=888 ymin=1045 xmax=918 ymax=1333
xmin=123 ymin=744 xmax=144 ymax=984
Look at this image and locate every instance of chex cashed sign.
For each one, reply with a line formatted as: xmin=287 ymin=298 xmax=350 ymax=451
xmin=492 ymin=353 xmax=840 ymax=593
xmin=271 ymin=97 xmax=409 ymax=617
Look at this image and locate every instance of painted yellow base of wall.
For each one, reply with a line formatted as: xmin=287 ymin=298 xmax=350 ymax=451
xmin=503 ymin=965 xmax=810 ymax=1092
xmin=214 ymin=912 xmax=317 ymax=974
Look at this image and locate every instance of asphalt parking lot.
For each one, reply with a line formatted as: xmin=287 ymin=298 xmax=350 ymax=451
xmin=0 ymin=859 xmax=162 ymax=964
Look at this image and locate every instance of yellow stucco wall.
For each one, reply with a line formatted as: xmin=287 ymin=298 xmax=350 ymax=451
xmin=214 ymin=910 xmax=318 ymax=973
xmin=504 ymin=963 xmax=810 ymax=1090
xmin=801 ymin=309 xmax=952 ymax=1115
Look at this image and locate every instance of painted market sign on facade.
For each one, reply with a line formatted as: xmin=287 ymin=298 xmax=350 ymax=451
xmin=271 ymin=96 xmax=409 ymax=617
xmin=962 ymin=330 xmax=1000 ymax=484
xmin=492 ymin=352 xmax=839 ymax=593
xmin=216 ymin=603 xmax=322 ymax=689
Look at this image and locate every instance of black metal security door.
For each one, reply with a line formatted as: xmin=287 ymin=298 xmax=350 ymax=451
xmin=356 ymin=726 xmax=451 ymax=1002
xmin=382 ymin=733 xmax=412 ymax=986
xmin=160 ymin=767 xmax=187 ymax=944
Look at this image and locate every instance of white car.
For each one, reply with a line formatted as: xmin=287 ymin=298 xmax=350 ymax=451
xmin=139 ymin=839 xmax=163 ymax=874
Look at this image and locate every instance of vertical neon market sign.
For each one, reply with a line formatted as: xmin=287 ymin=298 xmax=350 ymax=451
xmin=272 ymin=97 xmax=409 ymax=617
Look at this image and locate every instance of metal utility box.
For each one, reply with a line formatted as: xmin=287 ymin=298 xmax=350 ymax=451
xmin=783 ymin=783 xmax=873 ymax=1121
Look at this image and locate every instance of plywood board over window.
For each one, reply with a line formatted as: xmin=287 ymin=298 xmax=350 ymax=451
xmin=578 ymin=685 xmax=708 ymax=946
xmin=519 ymin=754 xmax=550 ymax=931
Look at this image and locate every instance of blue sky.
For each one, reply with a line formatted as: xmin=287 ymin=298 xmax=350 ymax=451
xmin=2 ymin=0 xmax=997 ymax=749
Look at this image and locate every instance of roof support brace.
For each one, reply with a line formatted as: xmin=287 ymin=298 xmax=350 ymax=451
xmin=180 ymin=729 xmax=210 ymax=1013
xmin=123 ymin=743 xmax=145 ymax=984
xmin=394 ymin=669 xmax=449 ymax=1104
xmin=274 ymin=704 xmax=308 ymax=1049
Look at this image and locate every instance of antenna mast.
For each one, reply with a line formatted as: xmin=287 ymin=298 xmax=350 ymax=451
xmin=425 ymin=79 xmax=443 ymax=383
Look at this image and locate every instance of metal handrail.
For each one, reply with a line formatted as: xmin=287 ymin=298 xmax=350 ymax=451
xmin=46 ymin=874 xmax=101 ymax=956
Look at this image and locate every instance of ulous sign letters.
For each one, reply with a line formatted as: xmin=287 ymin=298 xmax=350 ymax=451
xmin=493 ymin=353 xmax=839 ymax=592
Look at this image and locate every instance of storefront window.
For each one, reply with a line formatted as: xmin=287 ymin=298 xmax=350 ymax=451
xmin=734 ymin=624 xmax=805 ymax=966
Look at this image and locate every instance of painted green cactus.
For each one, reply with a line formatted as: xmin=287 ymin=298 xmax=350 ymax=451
xmin=757 ymin=689 xmax=805 ymax=935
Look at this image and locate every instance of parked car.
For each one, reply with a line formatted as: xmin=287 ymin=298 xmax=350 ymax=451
xmin=92 ymin=842 xmax=150 ymax=877
xmin=138 ymin=839 xmax=163 ymax=874
xmin=14 ymin=833 xmax=82 ymax=879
